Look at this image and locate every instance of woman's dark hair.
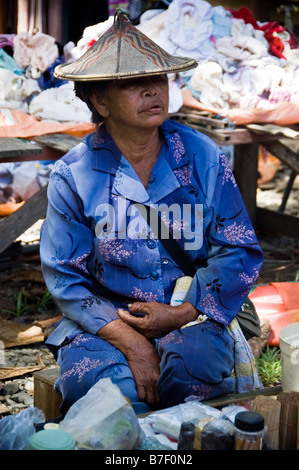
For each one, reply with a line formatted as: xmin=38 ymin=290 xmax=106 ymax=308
xmin=74 ymin=80 xmax=110 ymax=126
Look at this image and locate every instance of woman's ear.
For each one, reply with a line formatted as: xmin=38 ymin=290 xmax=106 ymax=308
xmin=90 ymin=91 xmax=109 ymax=118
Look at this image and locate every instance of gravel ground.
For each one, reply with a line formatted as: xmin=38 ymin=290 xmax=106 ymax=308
xmin=0 ymin=344 xmax=57 ymax=416
xmin=257 ymin=164 xmax=299 ymax=218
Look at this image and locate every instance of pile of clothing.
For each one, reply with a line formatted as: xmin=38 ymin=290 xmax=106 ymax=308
xmin=71 ymin=0 xmax=299 ymax=121
xmin=0 ymin=31 xmax=91 ymax=122
xmin=139 ymin=0 xmax=299 ymax=116
xmin=0 ymin=32 xmax=93 ymax=204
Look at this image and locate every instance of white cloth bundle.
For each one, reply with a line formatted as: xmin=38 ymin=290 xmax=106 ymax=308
xmin=13 ymin=32 xmax=59 ymax=78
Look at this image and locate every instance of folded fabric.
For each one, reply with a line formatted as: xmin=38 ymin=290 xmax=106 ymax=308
xmin=215 ymin=20 xmax=269 ymax=62
xmin=13 ymin=32 xmax=59 ymax=78
xmin=158 ymin=0 xmax=215 ymax=59
xmin=188 ymin=60 xmax=240 ymax=109
xmin=28 ymin=82 xmax=92 ymax=123
xmin=170 ymin=276 xmax=263 ymax=394
xmin=0 ymin=34 xmax=15 ymax=49
xmin=0 ymin=69 xmax=41 ymax=104
xmin=181 ymin=88 xmax=299 ymax=126
xmin=138 ymin=10 xmax=168 ymax=42
xmin=0 ymin=49 xmax=24 ymax=75
xmin=211 ymin=5 xmax=232 ymax=39
xmin=228 ymin=6 xmax=298 ymax=60
xmin=38 ymin=56 xmax=68 ymax=91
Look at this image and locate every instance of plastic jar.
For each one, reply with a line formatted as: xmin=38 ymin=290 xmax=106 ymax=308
xmin=234 ymin=411 xmax=267 ymax=450
xmin=201 ymin=419 xmax=235 ymax=450
xmin=29 ymin=423 xmax=76 ymax=450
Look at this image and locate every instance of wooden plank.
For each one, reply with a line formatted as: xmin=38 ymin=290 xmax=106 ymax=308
xmin=33 ymin=367 xmax=60 ymax=386
xmin=181 ymin=123 xmax=230 ymax=142
xmin=171 ymin=111 xmax=230 ymax=129
xmin=138 ymin=386 xmax=283 ymax=418
xmin=32 ymin=133 xmax=81 ymax=153
xmin=262 ymin=139 xmax=299 ymax=174
xmin=256 ymin=207 xmax=299 ymax=237
xmin=0 ymin=184 xmax=48 ymax=253
xmin=203 ymin=385 xmax=282 ymax=408
xmin=0 ymin=138 xmax=42 ymax=160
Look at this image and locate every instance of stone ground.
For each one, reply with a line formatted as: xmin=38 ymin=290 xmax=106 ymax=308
xmin=0 ymin=159 xmax=298 ymax=416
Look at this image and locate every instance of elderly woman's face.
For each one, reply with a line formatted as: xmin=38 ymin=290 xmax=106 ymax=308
xmin=92 ymin=75 xmax=169 ymax=132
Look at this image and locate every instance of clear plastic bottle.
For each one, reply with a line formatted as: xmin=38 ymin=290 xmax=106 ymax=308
xmin=234 ymin=412 xmax=267 ymax=450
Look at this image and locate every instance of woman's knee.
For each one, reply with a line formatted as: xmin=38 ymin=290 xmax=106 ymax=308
xmin=156 ymin=321 xmax=235 ymax=386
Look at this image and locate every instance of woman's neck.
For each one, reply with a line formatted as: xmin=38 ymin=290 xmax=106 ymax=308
xmin=105 ymin=123 xmax=162 ymax=187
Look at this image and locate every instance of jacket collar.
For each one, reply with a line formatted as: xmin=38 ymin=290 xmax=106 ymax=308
xmin=90 ymin=120 xmax=190 ymax=204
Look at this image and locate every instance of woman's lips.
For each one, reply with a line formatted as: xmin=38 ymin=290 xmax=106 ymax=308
xmin=141 ymin=102 xmax=163 ymax=113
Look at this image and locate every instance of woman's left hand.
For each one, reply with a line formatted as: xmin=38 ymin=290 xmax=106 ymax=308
xmin=117 ymin=301 xmax=199 ymax=339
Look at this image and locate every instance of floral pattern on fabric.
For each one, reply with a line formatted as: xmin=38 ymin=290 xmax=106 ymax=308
xmin=173 ymin=164 xmax=193 ymax=186
xmin=40 ymin=119 xmax=264 ymax=345
xmin=169 ymin=132 xmax=186 ymax=164
xmin=220 ymin=152 xmax=237 ymax=187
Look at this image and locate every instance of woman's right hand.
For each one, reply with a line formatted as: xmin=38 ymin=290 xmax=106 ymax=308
xmin=126 ymin=337 xmax=160 ymax=406
xmin=97 ymin=319 xmax=160 ymax=407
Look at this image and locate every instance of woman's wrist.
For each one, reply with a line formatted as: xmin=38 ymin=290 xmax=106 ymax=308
xmin=97 ymin=318 xmax=154 ymax=358
xmin=174 ymin=301 xmax=200 ymax=326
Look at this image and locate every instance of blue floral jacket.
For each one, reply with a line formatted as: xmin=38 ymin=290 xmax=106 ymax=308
xmin=40 ymin=119 xmax=264 ymax=347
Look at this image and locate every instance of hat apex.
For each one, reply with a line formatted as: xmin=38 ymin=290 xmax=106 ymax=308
xmin=54 ymin=13 xmax=197 ymax=81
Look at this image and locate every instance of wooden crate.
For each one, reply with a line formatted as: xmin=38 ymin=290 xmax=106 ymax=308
xmin=34 ymin=366 xmax=282 ymax=421
xmin=33 ymin=367 xmax=62 ymax=421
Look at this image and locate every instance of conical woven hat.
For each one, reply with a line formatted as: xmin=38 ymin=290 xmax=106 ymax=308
xmin=54 ymin=12 xmax=197 ymax=81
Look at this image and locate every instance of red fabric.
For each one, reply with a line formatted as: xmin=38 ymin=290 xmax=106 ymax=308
xmin=228 ymin=7 xmax=259 ymax=29
xmin=227 ymin=6 xmax=298 ymax=59
xmin=87 ymin=39 xmax=96 ymax=49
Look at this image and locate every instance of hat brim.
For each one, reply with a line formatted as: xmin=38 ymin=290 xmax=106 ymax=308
xmin=54 ymin=59 xmax=197 ymax=81
xmin=54 ymin=13 xmax=197 ymax=82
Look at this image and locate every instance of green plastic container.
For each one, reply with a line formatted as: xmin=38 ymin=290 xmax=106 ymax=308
xmin=29 ymin=428 xmax=75 ymax=450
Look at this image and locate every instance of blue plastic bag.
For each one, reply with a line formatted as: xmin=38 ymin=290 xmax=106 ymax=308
xmin=0 ymin=407 xmax=45 ymax=450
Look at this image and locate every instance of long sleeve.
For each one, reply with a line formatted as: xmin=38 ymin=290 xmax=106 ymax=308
xmin=184 ymin=150 xmax=264 ymax=326
xmin=40 ymin=160 xmax=119 ymax=338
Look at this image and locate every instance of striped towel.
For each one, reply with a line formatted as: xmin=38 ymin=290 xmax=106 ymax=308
xmin=170 ymin=276 xmax=263 ymax=393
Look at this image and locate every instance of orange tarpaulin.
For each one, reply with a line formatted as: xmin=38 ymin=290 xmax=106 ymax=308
xmin=249 ymin=282 xmax=299 ymax=346
xmin=181 ymin=89 xmax=299 ymax=126
xmin=0 ymin=109 xmax=95 ymax=139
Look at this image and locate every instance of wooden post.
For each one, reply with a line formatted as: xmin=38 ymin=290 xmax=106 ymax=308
xmin=46 ymin=0 xmax=63 ymax=43
xmin=233 ymin=142 xmax=259 ymax=227
xmin=17 ymin=0 xmax=29 ymax=33
xmin=0 ymin=184 xmax=48 ymax=254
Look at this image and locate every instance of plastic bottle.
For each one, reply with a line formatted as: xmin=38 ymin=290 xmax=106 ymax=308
xmin=234 ymin=411 xmax=267 ymax=450
xmin=29 ymin=423 xmax=76 ymax=450
xmin=177 ymin=422 xmax=196 ymax=450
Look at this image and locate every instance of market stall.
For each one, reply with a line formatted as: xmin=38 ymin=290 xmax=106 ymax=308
xmin=1 ymin=0 xmax=298 ymax=236
xmin=0 ymin=0 xmax=299 ymax=453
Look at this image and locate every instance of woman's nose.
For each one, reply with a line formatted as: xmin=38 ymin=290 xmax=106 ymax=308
xmin=146 ymin=88 xmax=157 ymax=97
xmin=142 ymin=78 xmax=159 ymax=97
